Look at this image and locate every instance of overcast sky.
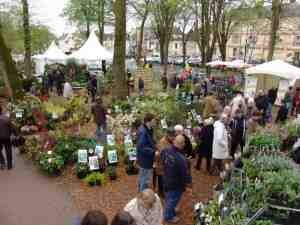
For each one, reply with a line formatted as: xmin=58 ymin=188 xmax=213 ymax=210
xmin=29 ymin=0 xmax=69 ymax=36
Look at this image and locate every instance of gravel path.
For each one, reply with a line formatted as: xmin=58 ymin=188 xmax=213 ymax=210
xmin=0 ymin=149 xmax=79 ymax=225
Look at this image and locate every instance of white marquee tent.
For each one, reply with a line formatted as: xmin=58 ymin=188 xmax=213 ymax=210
xmin=245 ymin=60 xmax=300 ymax=102
xmin=206 ymin=60 xmax=251 ymax=69
xmin=68 ymin=31 xmax=113 ymax=63
xmin=245 ymin=60 xmax=300 ymax=89
xmin=33 ymin=41 xmax=67 ymax=75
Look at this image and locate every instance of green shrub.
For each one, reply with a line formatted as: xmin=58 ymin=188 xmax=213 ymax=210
xmin=84 ymin=172 xmax=106 ymax=186
xmin=39 ymin=152 xmax=64 ymax=175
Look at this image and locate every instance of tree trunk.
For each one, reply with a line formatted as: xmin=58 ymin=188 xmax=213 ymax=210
xmin=182 ymin=38 xmax=187 ymax=67
xmin=98 ymin=0 xmax=105 ymax=44
xmin=267 ymin=0 xmax=282 ymax=61
xmin=0 ymin=28 xmax=23 ymax=98
xmin=136 ymin=16 xmax=147 ymax=66
xmin=86 ymin=19 xmax=90 ymax=39
xmin=112 ymin=0 xmax=127 ymax=99
xmin=21 ymin=0 xmax=31 ymax=78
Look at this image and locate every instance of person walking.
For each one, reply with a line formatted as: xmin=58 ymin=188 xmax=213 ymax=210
xmin=230 ymin=109 xmax=246 ymax=159
xmin=161 ymin=135 xmax=192 ymax=224
xmin=138 ymin=76 xmax=145 ymax=97
xmin=91 ymin=97 xmax=107 ymax=143
xmin=195 ymin=117 xmax=214 ymax=173
xmin=88 ymin=75 xmax=98 ymax=102
xmin=0 ymin=106 xmax=16 ymax=170
xmin=212 ymin=114 xmax=230 ymax=175
xmin=137 ymin=113 xmax=156 ymax=192
xmin=154 ymin=128 xmax=175 ymax=197
xmin=124 ymin=189 xmax=163 ymax=225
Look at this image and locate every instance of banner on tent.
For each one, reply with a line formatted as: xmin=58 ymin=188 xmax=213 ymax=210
xmin=244 ymin=76 xmax=258 ymax=98
xmin=275 ymin=79 xmax=290 ymax=106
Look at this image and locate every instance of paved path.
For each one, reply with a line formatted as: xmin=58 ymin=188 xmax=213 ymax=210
xmin=0 ymin=149 xmax=79 ymax=225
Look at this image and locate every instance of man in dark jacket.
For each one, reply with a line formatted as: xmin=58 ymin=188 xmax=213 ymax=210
xmin=161 ymin=135 xmax=192 ymax=223
xmin=230 ymin=109 xmax=246 ymax=159
xmin=137 ymin=113 xmax=156 ymax=192
xmin=91 ymin=97 xmax=107 ymax=142
xmin=0 ymin=106 xmax=16 ymax=170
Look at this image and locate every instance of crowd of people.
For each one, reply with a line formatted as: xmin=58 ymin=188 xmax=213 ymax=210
xmin=3 ymin=62 xmax=300 ymax=225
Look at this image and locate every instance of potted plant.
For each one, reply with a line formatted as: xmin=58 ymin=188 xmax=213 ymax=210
xmin=107 ymin=166 xmax=117 ymax=180
xmin=38 ymin=151 xmax=65 ymax=176
xmin=76 ymin=163 xmax=89 ymax=179
xmin=84 ymin=172 xmax=106 ymax=186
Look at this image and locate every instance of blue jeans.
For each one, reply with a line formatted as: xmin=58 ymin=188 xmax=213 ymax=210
xmin=164 ymin=190 xmax=183 ymax=221
xmin=138 ymin=168 xmax=153 ymax=192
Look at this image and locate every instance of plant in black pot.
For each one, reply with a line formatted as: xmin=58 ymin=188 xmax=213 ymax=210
xmin=76 ymin=163 xmax=89 ymax=179
xmin=107 ymin=166 xmax=117 ymax=180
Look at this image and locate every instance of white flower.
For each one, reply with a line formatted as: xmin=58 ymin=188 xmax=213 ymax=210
xmin=47 ymin=151 xmax=52 ymax=155
xmin=48 ymin=158 xmax=52 ymax=163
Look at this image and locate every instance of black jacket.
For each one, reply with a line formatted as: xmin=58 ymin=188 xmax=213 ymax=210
xmin=161 ymin=145 xmax=192 ymax=192
xmin=0 ymin=114 xmax=15 ymax=140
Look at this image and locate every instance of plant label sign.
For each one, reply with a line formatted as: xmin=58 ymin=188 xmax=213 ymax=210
xmin=16 ymin=109 xmax=24 ymax=118
xmin=107 ymin=150 xmax=118 ymax=164
xmin=95 ymin=145 xmax=104 ymax=159
xmin=88 ymin=156 xmax=100 ymax=171
xmin=52 ymin=113 xmax=58 ymax=119
xmin=78 ymin=149 xmax=88 ymax=163
xmin=124 ymin=135 xmax=133 ymax=148
xmin=128 ymin=147 xmax=137 ymax=161
xmin=160 ymin=119 xmax=168 ymax=129
xmin=107 ymin=134 xmax=115 ymax=146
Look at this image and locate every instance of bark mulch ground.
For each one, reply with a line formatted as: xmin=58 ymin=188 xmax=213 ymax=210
xmin=60 ymin=160 xmax=219 ymax=225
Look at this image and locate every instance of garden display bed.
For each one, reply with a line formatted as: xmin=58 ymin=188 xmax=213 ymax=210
xmin=195 ymin=122 xmax=300 ymax=225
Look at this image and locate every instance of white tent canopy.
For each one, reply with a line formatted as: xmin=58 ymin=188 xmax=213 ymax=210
xmin=33 ymin=41 xmax=67 ymax=75
xmin=206 ymin=60 xmax=227 ymax=67
xmin=226 ymin=60 xmax=251 ymax=69
xmin=245 ymin=60 xmax=300 ymax=82
xmin=245 ymin=60 xmax=300 ymax=101
xmin=33 ymin=41 xmax=67 ymax=61
xmin=206 ymin=59 xmax=251 ymax=69
xmin=68 ymin=31 xmax=113 ymax=62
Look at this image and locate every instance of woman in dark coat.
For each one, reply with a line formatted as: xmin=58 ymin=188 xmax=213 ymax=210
xmin=195 ymin=117 xmax=214 ymax=173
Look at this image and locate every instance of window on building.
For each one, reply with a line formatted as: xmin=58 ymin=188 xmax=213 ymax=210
xmin=231 ymin=34 xmax=240 ymax=44
xmin=175 ymin=43 xmax=178 ymax=49
xmin=233 ymin=48 xmax=237 ymax=57
xmin=295 ymin=35 xmax=300 ymax=46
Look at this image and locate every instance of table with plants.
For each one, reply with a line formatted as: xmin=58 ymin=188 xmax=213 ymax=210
xmin=194 ymin=122 xmax=300 ymax=225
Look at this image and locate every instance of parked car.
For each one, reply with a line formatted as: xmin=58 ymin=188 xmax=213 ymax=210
xmin=187 ymin=56 xmax=202 ymax=66
xmin=146 ymin=53 xmax=161 ymax=64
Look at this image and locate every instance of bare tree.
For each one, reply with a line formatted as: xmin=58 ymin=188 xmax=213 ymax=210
xmin=176 ymin=2 xmax=193 ymax=66
xmin=129 ymin=0 xmax=151 ymax=65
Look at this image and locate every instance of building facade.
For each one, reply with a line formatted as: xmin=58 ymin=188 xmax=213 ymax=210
xmin=227 ymin=2 xmax=300 ymax=64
